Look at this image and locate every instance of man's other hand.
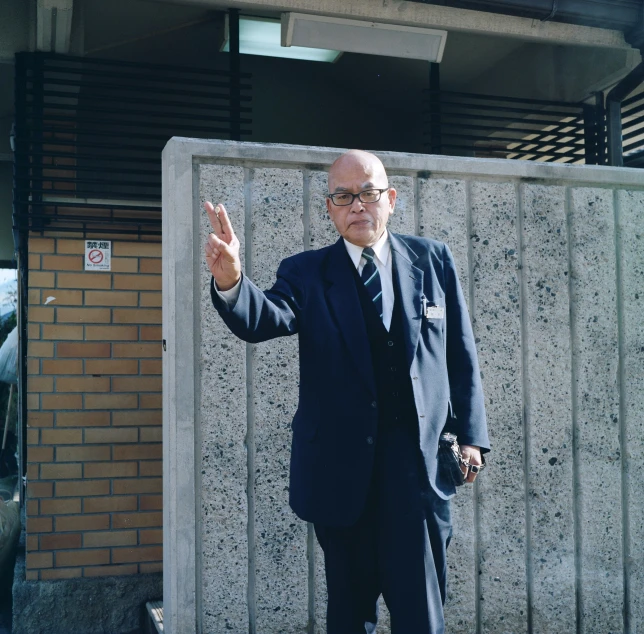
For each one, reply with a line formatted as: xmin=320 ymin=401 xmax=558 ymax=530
xmin=204 ymin=202 xmax=242 ymax=291
xmin=460 ymin=445 xmax=482 ymax=484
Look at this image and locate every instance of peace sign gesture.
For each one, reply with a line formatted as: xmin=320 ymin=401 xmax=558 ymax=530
xmin=204 ymin=202 xmax=242 ymax=291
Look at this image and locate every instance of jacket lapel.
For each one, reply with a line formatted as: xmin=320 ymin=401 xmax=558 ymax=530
xmin=390 ymin=233 xmax=425 ymax=369
xmin=324 ymin=239 xmax=376 ymax=397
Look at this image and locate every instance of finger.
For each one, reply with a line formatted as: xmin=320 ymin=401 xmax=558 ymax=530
xmin=217 ymin=205 xmax=235 ymax=239
xmin=208 ymin=232 xmax=237 ymax=262
xmin=204 ymin=201 xmax=224 ymax=238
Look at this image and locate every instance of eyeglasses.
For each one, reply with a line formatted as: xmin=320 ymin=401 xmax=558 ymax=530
xmin=327 ymin=188 xmax=390 ymax=206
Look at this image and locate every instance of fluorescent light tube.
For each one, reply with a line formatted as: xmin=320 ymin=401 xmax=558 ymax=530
xmin=222 ymin=15 xmax=342 ymax=63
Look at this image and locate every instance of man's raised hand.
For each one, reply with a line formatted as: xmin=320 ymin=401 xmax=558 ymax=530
xmin=204 ymin=202 xmax=242 ymax=291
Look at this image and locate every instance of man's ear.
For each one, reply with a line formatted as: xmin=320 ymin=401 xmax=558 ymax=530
xmin=388 ymin=187 xmax=397 ymax=214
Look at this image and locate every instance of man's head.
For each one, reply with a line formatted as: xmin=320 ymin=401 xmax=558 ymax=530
xmin=326 ymin=150 xmax=396 ymax=248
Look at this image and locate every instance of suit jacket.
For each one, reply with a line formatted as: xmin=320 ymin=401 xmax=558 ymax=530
xmin=211 ymin=233 xmax=489 ymax=527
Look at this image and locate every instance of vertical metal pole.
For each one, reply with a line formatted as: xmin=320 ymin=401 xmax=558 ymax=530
xmin=594 ymin=92 xmax=606 ymax=166
xmin=582 ymin=103 xmax=597 ymax=165
xmin=229 ymin=9 xmax=241 ymax=142
xmin=607 ymin=98 xmax=624 ymax=167
xmin=429 ymin=62 xmax=442 ymax=155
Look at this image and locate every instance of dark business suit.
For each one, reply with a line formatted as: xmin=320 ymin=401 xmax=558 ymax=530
xmin=211 ymin=232 xmax=489 ymax=633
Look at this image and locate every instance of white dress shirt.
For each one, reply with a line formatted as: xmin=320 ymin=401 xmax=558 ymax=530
xmin=215 ymin=230 xmax=395 ymax=330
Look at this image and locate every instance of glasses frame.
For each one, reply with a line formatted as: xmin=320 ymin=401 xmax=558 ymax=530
xmin=326 ymin=188 xmax=390 ymax=206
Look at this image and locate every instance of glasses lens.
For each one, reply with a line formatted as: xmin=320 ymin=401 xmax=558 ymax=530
xmin=359 ymin=189 xmax=381 ymax=203
xmin=331 ymin=193 xmax=354 ymax=206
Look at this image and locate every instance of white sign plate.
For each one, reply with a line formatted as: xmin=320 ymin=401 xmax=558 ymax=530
xmin=85 ymin=240 xmax=111 ymax=271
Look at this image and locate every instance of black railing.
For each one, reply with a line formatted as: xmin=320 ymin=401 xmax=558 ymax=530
xmin=423 ymin=90 xmax=593 ymax=164
xmin=622 ymin=90 xmax=644 ymax=168
xmin=13 ymin=49 xmax=251 ymax=237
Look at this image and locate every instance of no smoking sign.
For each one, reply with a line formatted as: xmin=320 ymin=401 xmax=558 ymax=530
xmin=85 ymin=240 xmax=111 ymax=271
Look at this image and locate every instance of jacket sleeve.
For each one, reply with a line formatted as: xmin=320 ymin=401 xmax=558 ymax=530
xmin=443 ymin=243 xmax=490 ymax=452
xmin=210 ymin=258 xmax=304 ymax=344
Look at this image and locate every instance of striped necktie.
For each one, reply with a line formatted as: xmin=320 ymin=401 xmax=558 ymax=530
xmin=361 ymin=247 xmax=383 ymax=320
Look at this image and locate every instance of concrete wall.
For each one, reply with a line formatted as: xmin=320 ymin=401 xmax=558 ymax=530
xmin=163 ymin=139 xmax=644 ymax=634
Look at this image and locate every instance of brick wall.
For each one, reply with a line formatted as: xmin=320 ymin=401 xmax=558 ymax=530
xmin=25 ymin=236 xmax=162 ymax=580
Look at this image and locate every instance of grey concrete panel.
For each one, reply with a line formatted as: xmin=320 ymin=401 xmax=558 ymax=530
xmin=522 ymin=184 xmax=576 ymax=632
xmin=199 ymin=165 xmax=249 ymax=634
xmin=419 ymin=177 xmax=476 ymax=634
xmin=569 ymin=187 xmax=623 ymax=634
xmin=309 ymin=170 xmax=337 ymax=251
xmin=470 ymin=181 xmax=528 ymax=634
xmin=250 ymin=168 xmax=309 ymax=633
xmin=388 ymin=175 xmax=415 ymax=236
xmin=617 ymin=190 xmax=644 ymax=634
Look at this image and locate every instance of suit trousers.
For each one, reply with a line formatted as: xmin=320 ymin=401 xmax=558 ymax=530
xmin=315 ymin=423 xmax=452 ymax=634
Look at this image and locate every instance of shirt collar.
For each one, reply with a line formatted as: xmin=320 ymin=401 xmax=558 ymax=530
xmin=343 ymin=229 xmax=390 ymax=270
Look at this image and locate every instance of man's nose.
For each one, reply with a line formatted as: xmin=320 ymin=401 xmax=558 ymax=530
xmin=349 ymin=196 xmax=365 ymax=212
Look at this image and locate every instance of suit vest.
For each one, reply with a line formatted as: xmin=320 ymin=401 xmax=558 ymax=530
xmin=352 ymin=259 xmax=418 ymax=433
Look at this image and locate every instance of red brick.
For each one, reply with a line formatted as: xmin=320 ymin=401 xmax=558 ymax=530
xmin=112 ymin=479 xmax=162 ymax=495
xmin=30 ymin=272 xmax=55 ymax=288
xmin=112 ymin=309 xmax=161 ymax=324
xmin=56 ymin=480 xmax=110 ymax=497
xmin=27 ymin=482 xmax=52 ymax=498
xmin=56 ymin=308 xmax=111 ymax=323
xmin=84 ymin=462 xmax=137 ymax=478
xmin=83 ymin=564 xmax=137 ymax=578
xmin=40 ymin=498 xmax=81 ymax=515
xmin=56 ymin=377 xmax=110 ymax=392
xmin=43 ymin=290 xmax=83 ymax=305
xmin=140 ymin=495 xmax=162 ymax=511
xmin=85 ymin=394 xmax=137 ymax=410
xmin=83 ymin=531 xmax=137 ymax=548
xmin=27 ymin=552 xmax=53 ymax=569
xmin=139 ymin=293 xmax=161 ymax=307
xmin=41 ymin=568 xmax=82 ymax=580
xmin=140 ymin=394 xmax=161 ymax=409
xmin=26 ymin=463 xmax=38 ymax=480
xmin=25 ymin=571 xmax=39 ymax=580
xmin=112 ymin=546 xmax=162 ymax=563
xmin=29 ymin=288 xmax=41 ymax=304
xmin=140 ymin=562 xmax=163 ymax=574
xmin=27 ymin=393 xmax=40 ymax=410
xmin=85 ymin=291 xmax=138 ymax=306
xmin=57 ymin=342 xmax=111 ymax=358
xmin=112 ymin=377 xmax=161 ymax=392
xmin=85 ymin=326 xmax=138 ymax=341
xmin=26 ymin=534 xmax=39 ymax=551
xmin=112 ymin=512 xmax=162 ymax=529
xmin=56 ymin=445 xmax=111 ymax=462
xmin=112 ymin=410 xmax=160 ymax=426
xmin=30 ymin=306 xmax=55 ymax=323
xmin=56 ymin=549 xmax=110 ymax=567
xmin=139 ymin=461 xmax=162 ymax=477
xmin=41 ymin=393 xmax=83 ymax=410
xmin=28 ymin=323 xmax=41 ymax=340
xmin=29 ymin=446 xmax=55 ymax=463
xmin=41 ymin=255 xmax=83 ymax=271
xmin=139 ymin=259 xmax=161 ymax=274
xmin=29 ymin=238 xmax=55 ymax=254
xmin=42 ymin=324 xmax=84 ymax=340
xmin=27 ymin=358 xmax=40 ymax=375
xmin=28 ymin=341 xmax=54 ymax=357
xmin=27 ymin=429 xmax=39 ymax=445
xmin=28 ymin=517 xmax=53 ymax=533
xmin=56 ymin=412 xmax=110 ymax=427
xmin=41 ymin=429 xmax=82 ymax=444
xmin=111 ymin=258 xmax=138 ymax=273
xmin=113 ymin=343 xmax=161 ymax=358
xmin=140 ymin=359 xmax=161 ymax=375
xmin=42 ymin=359 xmax=83 ymax=375
xmin=40 ymin=533 xmax=82 ymax=550
xmin=57 ymin=273 xmax=111 ymax=289
xmin=55 ymin=514 xmax=110 ymax=532
xmin=140 ymin=326 xmax=162 ymax=341
xmin=40 ymin=463 xmax=82 ymax=479
xmin=85 ymin=359 xmax=138 ymax=375
xmin=26 ymin=500 xmax=39 ymax=516
xmin=139 ymin=529 xmax=162 ymax=545
xmin=113 ymin=444 xmax=160 ymax=461
xmin=28 ymin=376 xmax=54 ymax=393
xmin=84 ymin=427 xmax=138 ymax=444
xmin=28 ymin=412 xmax=54 ymax=428
xmin=56 ymin=239 xmax=84 ymax=254
xmin=83 ymin=496 xmax=137 ymax=513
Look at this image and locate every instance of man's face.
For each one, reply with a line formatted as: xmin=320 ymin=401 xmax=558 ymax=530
xmin=326 ymin=153 xmax=396 ymax=248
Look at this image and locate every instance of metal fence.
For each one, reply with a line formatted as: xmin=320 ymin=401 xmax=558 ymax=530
xmin=423 ymin=90 xmax=602 ymax=164
xmin=622 ymin=89 xmax=644 ymax=168
xmin=13 ymin=50 xmax=251 ymax=238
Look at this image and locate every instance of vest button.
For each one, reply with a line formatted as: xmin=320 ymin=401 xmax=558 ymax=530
xmin=387 ymin=340 xmax=394 ymax=347
xmin=390 ymin=366 xmax=397 ymax=372
xmin=366 ymin=436 xmax=374 ymax=445
xmin=371 ymin=401 xmax=377 ymax=408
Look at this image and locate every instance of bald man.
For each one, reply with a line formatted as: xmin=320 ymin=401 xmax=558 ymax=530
xmin=206 ymin=150 xmax=489 ymax=634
